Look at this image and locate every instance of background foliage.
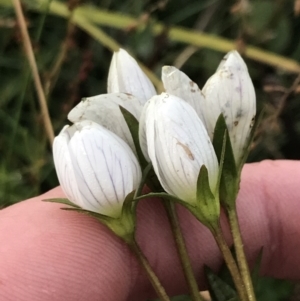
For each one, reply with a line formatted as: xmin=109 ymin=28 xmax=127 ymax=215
xmin=0 ymin=0 xmax=300 ymax=299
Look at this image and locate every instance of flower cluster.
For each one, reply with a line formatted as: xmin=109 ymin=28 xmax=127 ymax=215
xmin=53 ymin=48 xmax=256 ymax=226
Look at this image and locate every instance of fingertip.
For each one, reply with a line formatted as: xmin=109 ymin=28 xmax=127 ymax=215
xmin=0 ymin=193 xmax=135 ymax=301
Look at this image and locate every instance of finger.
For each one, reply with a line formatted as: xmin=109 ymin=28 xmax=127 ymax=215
xmin=0 ymin=160 xmax=299 ymax=301
xmin=0 ymin=188 xmax=137 ymax=301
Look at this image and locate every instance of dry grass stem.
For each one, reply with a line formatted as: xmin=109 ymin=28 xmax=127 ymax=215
xmin=12 ymin=0 xmax=54 ymax=145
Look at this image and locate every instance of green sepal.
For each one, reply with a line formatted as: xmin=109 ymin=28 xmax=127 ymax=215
xmin=135 ymin=176 xmax=220 ymax=232
xmin=135 ymin=192 xmax=193 ymax=209
xmin=204 ymin=266 xmax=238 ymax=301
xmin=216 ymin=131 xmax=227 ymax=195
xmin=134 ymin=163 xmax=153 ymax=198
xmin=119 ymin=106 xmax=148 ymax=170
xmin=43 ymin=198 xmax=81 ymax=209
xmin=194 ymin=165 xmax=220 ymax=231
xmin=61 ymin=207 xmax=113 ymax=222
xmin=213 ymin=114 xmax=239 ymax=209
xmin=135 ymin=192 xmax=201 ymax=222
xmin=44 ymin=191 xmax=137 ymax=244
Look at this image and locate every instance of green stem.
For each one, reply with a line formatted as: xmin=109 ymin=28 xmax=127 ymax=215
xmin=227 ymin=206 xmax=256 ymax=301
xmin=164 ymin=201 xmax=205 ymax=301
xmin=211 ymin=224 xmax=248 ymax=301
xmin=129 ymin=240 xmax=171 ymax=301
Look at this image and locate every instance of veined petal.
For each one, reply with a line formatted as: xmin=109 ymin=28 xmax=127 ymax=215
xmin=138 ymin=99 xmax=153 ymax=162
xmin=162 ymin=66 xmax=205 ymax=120
xmin=202 ymin=51 xmax=256 ymax=166
xmin=67 ymin=120 xmax=141 ymax=217
xmin=68 ymin=93 xmax=142 ymax=154
xmin=107 ymin=49 xmax=156 ymax=104
xmin=53 ymin=125 xmax=85 ymax=209
xmin=145 ymin=93 xmax=219 ymax=204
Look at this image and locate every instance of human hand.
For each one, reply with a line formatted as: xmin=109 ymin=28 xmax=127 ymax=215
xmin=0 ymin=160 xmax=299 ymax=301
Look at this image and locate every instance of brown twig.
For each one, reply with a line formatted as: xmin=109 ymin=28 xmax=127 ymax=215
xmin=274 ymin=73 xmax=300 ymax=119
xmin=44 ymin=0 xmax=82 ymax=97
xmin=44 ymin=20 xmax=76 ymax=97
xmin=12 ymin=0 xmax=54 ymax=145
xmin=251 ymin=72 xmax=300 ymax=157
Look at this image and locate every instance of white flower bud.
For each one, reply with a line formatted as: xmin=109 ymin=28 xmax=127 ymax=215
xmin=162 ymin=65 xmax=205 ymax=121
xmin=202 ymin=50 xmax=256 ymax=166
xmin=68 ymin=93 xmax=142 ymax=154
xmin=107 ymin=49 xmax=156 ymax=104
xmin=142 ymin=93 xmax=219 ymax=204
xmin=53 ymin=120 xmax=142 ymax=218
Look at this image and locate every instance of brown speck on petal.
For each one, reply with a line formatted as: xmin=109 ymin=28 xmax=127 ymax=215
xmin=177 ymin=141 xmax=194 ymax=160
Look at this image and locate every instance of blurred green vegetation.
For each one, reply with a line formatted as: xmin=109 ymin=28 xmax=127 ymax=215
xmin=1 ymin=0 xmax=300 ymax=299
xmin=1 ymin=0 xmax=300 ymax=205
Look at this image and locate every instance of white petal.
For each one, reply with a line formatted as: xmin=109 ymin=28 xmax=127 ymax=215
xmin=68 ymin=93 xmax=143 ymax=154
xmin=145 ymin=93 xmax=219 ymax=204
xmin=138 ymin=99 xmax=153 ymax=162
xmin=107 ymin=49 xmax=156 ymax=104
xmin=53 ymin=125 xmax=85 ymax=208
xmin=216 ymin=50 xmax=248 ymax=72
xmin=162 ymin=66 xmax=205 ymax=120
xmin=202 ymin=51 xmax=256 ymax=165
xmin=67 ymin=120 xmax=141 ymax=217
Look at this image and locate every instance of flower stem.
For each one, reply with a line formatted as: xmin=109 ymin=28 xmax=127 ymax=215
xmin=211 ymin=224 xmax=248 ymax=301
xmin=129 ymin=239 xmax=171 ymax=301
xmin=227 ymin=206 xmax=256 ymax=301
xmin=164 ymin=201 xmax=205 ymax=301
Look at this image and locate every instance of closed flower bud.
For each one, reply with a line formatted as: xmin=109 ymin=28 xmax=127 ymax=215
xmin=53 ymin=120 xmax=142 ymax=218
xmin=107 ymin=48 xmax=156 ymax=104
xmin=162 ymin=65 xmax=205 ymax=121
xmin=202 ymin=50 xmax=256 ymax=166
xmin=68 ymin=93 xmax=142 ymax=154
xmin=141 ymin=93 xmax=219 ymax=205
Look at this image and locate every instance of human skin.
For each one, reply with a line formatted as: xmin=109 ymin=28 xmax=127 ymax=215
xmin=0 ymin=160 xmax=299 ymax=301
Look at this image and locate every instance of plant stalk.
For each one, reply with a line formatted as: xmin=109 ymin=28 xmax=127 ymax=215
xmin=164 ymin=201 xmax=205 ymax=301
xmin=12 ymin=0 xmax=54 ymax=145
xmin=227 ymin=206 xmax=256 ymax=301
xmin=211 ymin=224 xmax=248 ymax=301
xmin=129 ymin=239 xmax=171 ymax=301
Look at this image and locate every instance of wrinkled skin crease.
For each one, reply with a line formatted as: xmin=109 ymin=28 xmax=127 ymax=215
xmin=0 ymin=160 xmax=300 ymax=301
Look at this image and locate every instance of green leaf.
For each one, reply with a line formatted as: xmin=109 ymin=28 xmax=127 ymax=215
xmin=119 ymin=106 xmax=148 ymax=169
xmin=205 ymin=266 xmax=238 ymax=301
xmin=250 ymin=249 xmax=294 ymax=301
xmin=43 ymin=198 xmax=81 ymax=209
